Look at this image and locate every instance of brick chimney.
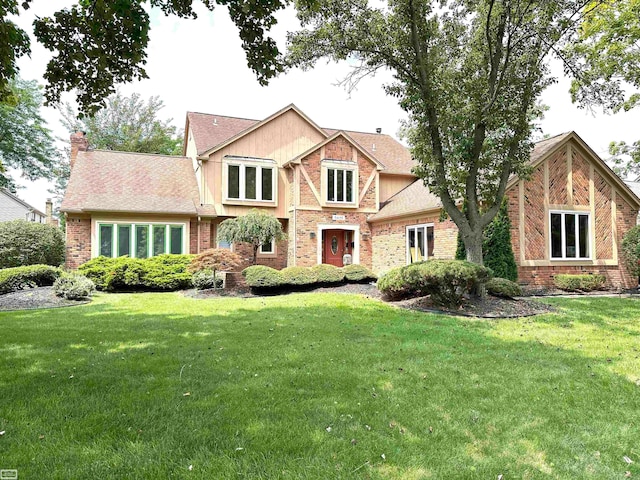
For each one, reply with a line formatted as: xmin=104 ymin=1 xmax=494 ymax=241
xmin=45 ymin=198 xmax=53 ymax=224
xmin=70 ymin=131 xmax=88 ymax=169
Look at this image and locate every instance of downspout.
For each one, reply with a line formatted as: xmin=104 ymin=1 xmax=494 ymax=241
xmin=197 ymin=215 xmax=201 ymax=254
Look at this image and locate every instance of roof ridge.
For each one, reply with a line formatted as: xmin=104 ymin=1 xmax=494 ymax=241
xmin=534 ymin=131 xmax=572 ymax=144
xmin=86 ymin=149 xmax=190 ymax=159
xmin=187 ymin=111 xmax=259 ymax=122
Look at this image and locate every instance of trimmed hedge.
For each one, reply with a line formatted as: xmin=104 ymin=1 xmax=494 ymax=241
xmin=486 ymin=277 xmax=522 ymax=298
xmin=242 ymin=264 xmax=375 ymax=291
xmin=78 ymin=255 xmax=194 ymax=291
xmin=343 ymin=264 xmax=377 ymax=282
xmin=0 ymin=265 xmax=63 ymax=294
xmin=242 ymin=265 xmax=284 ymax=288
xmin=554 ymin=274 xmax=606 ymax=292
xmin=53 ymin=273 xmax=95 ymax=300
xmin=0 ymin=220 xmax=65 ymax=268
xmin=281 ymin=266 xmax=318 ymax=286
xmin=377 ymin=260 xmax=491 ymax=307
xmin=311 ymin=264 xmax=345 ymax=284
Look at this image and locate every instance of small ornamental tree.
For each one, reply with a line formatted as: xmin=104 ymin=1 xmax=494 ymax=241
xmin=188 ymin=248 xmax=242 ymax=289
xmin=217 ymin=209 xmax=286 ymax=265
xmin=621 ymin=225 xmax=640 ymax=280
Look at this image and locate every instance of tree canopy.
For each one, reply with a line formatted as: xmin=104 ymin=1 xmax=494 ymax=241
xmin=60 ymin=91 xmax=183 ymax=155
xmin=1 ymin=0 xmax=297 ymax=114
xmin=0 ymin=76 xmax=58 ymax=191
xmin=287 ymin=0 xmax=618 ymax=265
xmin=566 ymin=0 xmax=640 ymax=178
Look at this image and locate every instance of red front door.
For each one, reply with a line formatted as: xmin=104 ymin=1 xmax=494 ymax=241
xmin=323 ymin=229 xmax=347 ymax=267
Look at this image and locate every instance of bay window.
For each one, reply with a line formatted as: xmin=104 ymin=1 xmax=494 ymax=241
xmin=97 ymin=222 xmax=185 ymax=258
xmin=550 ymin=211 xmax=590 ymax=259
xmin=225 ymin=157 xmax=276 ymax=202
xmin=406 ymin=224 xmax=435 ymax=263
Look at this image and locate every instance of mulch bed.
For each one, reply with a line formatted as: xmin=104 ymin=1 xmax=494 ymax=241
xmin=189 ymin=283 xmax=554 ymax=318
xmin=0 ymin=286 xmax=90 ymax=312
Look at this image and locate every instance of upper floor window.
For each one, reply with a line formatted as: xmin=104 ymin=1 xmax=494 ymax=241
xmin=550 ymin=211 xmax=590 ymax=260
xmin=406 ymin=224 xmax=434 ymax=264
xmin=327 ymin=168 xmax=354 ymax=203
xmin=224 ymin=156 xmax=276 ymax=203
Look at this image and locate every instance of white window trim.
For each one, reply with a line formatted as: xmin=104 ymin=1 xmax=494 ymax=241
xmin=549 ymin=210 xmax=591 ymax=260
xmin=406 ymin=223 xmax=434 ymax=264
xmin=223 ymin=156 xmax=277 ymax=203
xmin=94 ymin=221 xmax=187 ymax=258
xmin=316 ymin=224 xmax=360 ymax=265
xmin=258 ymin=239 xmax=277 ymax=257
xmin=321 ymin=159 xmax=358 ymax=206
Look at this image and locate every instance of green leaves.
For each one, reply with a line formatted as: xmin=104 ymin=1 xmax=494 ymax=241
xmin=0 ymin=77 xmax=59 ymax=190
xmin=217 ymin=209 xmax=285 ymax=264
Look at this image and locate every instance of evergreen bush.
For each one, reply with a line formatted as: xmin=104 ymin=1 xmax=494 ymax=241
xmin=342 ymin=264 xmax=377 ymax=282
xmin=192 ymin=270 xmax=224 ymax=290
xmin=281 ymin=266 xmax=318 ymax=286
xmin=53 ymin=273 xmax=95 ymax=300
xmin=0 ymin=265 xmax=63 ymax=294
xmin=0 ymin=220 xmax=64 ymax=268
xmin=554 ymin=274 xmax=606 ymax=292
xmin=486 ymin=278 xmax=522 ymax=298
xmin=311 ymin=264 xmax=345 ymax=284
xmin=242 ymin=265 xmax=284 ymax=288
xmin=621 ymin=225 xmax=640 ymax=279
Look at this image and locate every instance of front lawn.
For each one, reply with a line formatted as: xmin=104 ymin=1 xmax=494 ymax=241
xmin=1 ymin=293 xmax=639 ymax=478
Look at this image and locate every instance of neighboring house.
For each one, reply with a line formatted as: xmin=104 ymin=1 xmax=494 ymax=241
xmin=624 ymin=181 xmax=640 ymax=224
xmin=61 ymin=105 xmax=640 ymax=288
xmin=0 ymin=188 xmax=49 ymax=223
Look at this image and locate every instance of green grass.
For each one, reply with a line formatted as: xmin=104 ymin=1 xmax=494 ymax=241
xmin=1 ymin=293 xmax=639 ymax=479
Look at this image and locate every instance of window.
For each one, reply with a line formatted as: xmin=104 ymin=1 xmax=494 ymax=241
xmin=96 ymin=222 xmax=184 ymax=258
xmin=225 ymin=158 xmax=276 ymax=202
xmin=406 ymin=224 xmax=435 ymax=264
xmin=217 ymin=239 xmax=232 ymax=250
xmin=550 ymin=211 xmax=590 ymax=259
xmin=327 ymin=168 xmax=354 ymax=203
xmin=259 ymin=239 xmax=275 ymax=255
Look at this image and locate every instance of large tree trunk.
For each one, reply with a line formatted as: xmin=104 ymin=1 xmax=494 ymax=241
xmin=463 ymin=228 xmax=486 ymax=298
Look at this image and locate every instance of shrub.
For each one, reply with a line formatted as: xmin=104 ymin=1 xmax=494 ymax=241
xmin=376 ymin=268 xmax=408 ymax=299
xmin=486 ymin=277 xmax=522 ymax=298
xmin=281 ymin=266 xmax=318 ymax=286
xmin=311 ymin=264 xmax=345 ymax=284
xmin=342 ymin=264 xmax=377 ymax=283
xmin=242 ymin=265 xmax=284 ymax=288
xmin=621 ymin=225 xmax=640 ymax=279
xmin=376 ymin=260 xmax=491 ymax=307
xmin=0 ymin=265 xmax=63 ymax=294
xmin=554 ymin=274 xmax=607 ymax=292
xmin=78 ymin=255 xmax=194 ymax=292
xmin=192 ymin=270 xmax=224 ymax=290
xmin=188 ymin=249 xmax=242 ymax=273
xmin=53 ymin=273 xmax=95 ymax=300
xmin=0 ymin=220 xmax=65 ymax=268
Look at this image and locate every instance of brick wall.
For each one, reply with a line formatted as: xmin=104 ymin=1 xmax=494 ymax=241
xmin=292 ymin=211 xmax=373 ymax=268
xmin=65 ymin=215 xmax=91 ymax=269
xmin=370 ymin=214 xmax=458 ymax=274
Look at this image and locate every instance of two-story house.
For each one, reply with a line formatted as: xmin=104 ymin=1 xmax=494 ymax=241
xmin=61 ymin=104 xmax=640 ymax=288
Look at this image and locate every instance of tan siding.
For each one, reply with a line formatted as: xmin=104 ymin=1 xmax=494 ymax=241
xmin=379 ymin=175 xmax=415 ymax=202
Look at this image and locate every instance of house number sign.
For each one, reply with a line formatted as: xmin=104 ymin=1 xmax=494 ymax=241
xmin=332 ymin=214 xmax=346 ymax=221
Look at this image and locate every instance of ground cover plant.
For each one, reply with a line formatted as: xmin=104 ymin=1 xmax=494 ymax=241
xmin=0 ymin=293 xmax=639 ymax=478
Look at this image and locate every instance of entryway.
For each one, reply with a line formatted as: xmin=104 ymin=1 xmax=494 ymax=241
xmin=322 ymin=229 xmax=354 ymax=267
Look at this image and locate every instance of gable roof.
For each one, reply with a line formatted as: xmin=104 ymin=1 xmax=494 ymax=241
xmin=0 ymin=188 xmax=46 ymax=217
xmin=370 ymin=131 xmax=640 ymax=223
xmin=186 ymin=106 xmax=416 ymax=175
xmin=61 ymin=150 xmax=209 ymax=216
xmin=285 ymin=131 xmax=386 ymax=170
xmin=194 ymin=104 xmax=329 ymax=158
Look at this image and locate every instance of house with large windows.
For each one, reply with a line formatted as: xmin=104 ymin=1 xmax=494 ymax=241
xmin=61 ymin=105 xmax=640 ymax=288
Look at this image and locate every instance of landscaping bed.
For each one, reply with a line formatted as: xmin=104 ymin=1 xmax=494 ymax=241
xmin=0 ymin=286 xmax=90 ymax=311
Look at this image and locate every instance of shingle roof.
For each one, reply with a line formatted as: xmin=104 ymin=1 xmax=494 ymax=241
xmin=61 ymin=150 xmax=207 ymax=215
xmin=187 ymin=112 xmax=257 ymax=156
xmin=186 ymin=110 xmax=416 ymax=175
xmin=368 ymin=180 xmax=441 ymax=222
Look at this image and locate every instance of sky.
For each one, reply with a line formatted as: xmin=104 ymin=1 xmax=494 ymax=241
xmin=10 ymin=1 xmax=640 ymax=213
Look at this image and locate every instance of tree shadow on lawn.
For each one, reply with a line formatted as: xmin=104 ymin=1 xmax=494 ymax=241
xmin=0 ymin=293 xmax=639 ymax=479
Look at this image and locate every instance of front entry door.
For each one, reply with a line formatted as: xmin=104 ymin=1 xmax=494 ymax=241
xmin=323 ymin=229 xmax=347 ymax=267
